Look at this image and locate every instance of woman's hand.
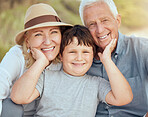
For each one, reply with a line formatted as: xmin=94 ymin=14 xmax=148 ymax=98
xmin=31 ymin=48 xmax=49 ymax=66
xmin=11 ymin=48 xmax=47 ymax=104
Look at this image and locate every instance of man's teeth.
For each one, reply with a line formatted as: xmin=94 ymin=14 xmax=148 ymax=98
xmin=99 ymin=35 xmax=108 ymax=39
xmin=42 ymin=47 xmax=54 ymax=51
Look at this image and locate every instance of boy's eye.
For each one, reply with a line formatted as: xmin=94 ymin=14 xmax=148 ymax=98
xmin=69 ymin=51 xmax=76 ymax=53
xmin=83 ymin=51 xmax=90 ymax=53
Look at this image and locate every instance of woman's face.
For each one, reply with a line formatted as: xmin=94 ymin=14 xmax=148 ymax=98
xmin=26 ymin=26 xmax=61 ymax=61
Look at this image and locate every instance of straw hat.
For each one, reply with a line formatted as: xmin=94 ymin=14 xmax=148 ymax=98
xmin=15 ymin=3 xmax=72 ymax=45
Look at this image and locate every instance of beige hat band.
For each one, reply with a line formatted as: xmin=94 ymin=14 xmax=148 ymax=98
xmin=25 ymin=15 xmax=61 ymax=29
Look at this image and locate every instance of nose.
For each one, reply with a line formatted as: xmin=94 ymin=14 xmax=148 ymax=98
xmin=76 ymin=53 xmax=83 ymax=61
xmin=96 ymin=22 xmax=104 ymax=34
xmin=43 ymin=35 xmax=51 ymax=45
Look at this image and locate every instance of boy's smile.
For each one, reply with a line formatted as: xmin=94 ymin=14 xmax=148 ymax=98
xmin=61 ymin=37 xmax=94 ymax=76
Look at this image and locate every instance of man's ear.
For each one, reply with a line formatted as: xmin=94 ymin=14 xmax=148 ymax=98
xmin=116 ymin=14 xmax=121 ymax=28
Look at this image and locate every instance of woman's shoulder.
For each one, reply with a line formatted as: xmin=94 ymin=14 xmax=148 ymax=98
xmin=7 ymin=45 xmax=23 ymax=57
xmin=9 ymin=45 xmax=23 ymax=53
xmin=3 ymin=45 xmax=24 ymax=63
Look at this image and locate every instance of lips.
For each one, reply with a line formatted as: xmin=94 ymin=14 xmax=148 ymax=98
xmin=98 ymin=33 xmax=110 ymax=41
xmin=72 ymin=63 xmax=85 ymax=66
xmin=41 ymin=47 xmax=55 ymax=52
xmin=99 ymin=34 xmax=108 ymax=39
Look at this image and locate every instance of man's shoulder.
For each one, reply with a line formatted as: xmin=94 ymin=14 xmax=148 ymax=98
xmin=123 ymin=34 xmax=148 ymax=44
xmin=118 ymin=33 xmax=148 ymax=52
xmin=118 ymin=33 xmax=148 ymax=63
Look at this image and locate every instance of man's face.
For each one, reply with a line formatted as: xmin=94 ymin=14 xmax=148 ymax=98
xmin=83 ymin=2 xmax=121 ymax=50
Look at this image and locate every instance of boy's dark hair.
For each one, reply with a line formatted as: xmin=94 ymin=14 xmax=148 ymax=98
xmin=60 ymin=25 xmax=96 ymax=56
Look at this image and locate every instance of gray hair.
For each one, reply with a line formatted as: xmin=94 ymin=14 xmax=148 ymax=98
xmin=79 ymin=0 xmax=118 ymax=25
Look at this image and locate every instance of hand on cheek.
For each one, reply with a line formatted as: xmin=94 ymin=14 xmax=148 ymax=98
xmin=31 ymin=48 xmax=49 ymax=65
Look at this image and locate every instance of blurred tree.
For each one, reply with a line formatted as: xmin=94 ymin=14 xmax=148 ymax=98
xmin=10 ymin=0 xmax=15 ymax=8
xmin=0 ymin=0 xmax=148 ymax=62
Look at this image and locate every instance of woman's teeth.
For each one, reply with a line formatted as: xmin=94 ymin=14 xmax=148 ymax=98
xmin=42 ymin=47 xmax=54 ymax=51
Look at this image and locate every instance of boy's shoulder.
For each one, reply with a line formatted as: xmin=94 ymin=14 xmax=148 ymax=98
xmin=85 ymin=74 xmax=108 ymax=83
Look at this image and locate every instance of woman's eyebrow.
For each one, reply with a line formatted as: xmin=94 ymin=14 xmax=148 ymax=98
xmin=50 ymin=27 xmax=59 ymax=31
xmin=33 ymin=30 xmax=43 ymax=33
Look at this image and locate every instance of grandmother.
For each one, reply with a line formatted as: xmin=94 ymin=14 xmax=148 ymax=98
xmin=0 ymin=3 xmax=72 ymax=117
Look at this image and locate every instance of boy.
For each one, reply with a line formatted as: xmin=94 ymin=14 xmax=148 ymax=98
xmin=11 ymin=25 xmax=133 ymax=117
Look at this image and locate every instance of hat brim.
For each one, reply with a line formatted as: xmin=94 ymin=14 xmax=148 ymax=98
xmin=15 ymin=22 xmax=73 ymax=45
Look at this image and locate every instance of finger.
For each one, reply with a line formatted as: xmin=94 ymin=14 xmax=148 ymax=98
xmin=113 ymin=38 xmax=117 ymax=44
xmin=30 ymin=47 xmax=34 ymax=54
xmin=31 ymin=48 xmax=39 ymax=54
xmin=106 ymin=39 xmax=116 ymax=52
xmin=30 ymin=48 xmax=36 ymax=58
xmin=107 ymin=39 xmax=114 ymax=48
xmin=112 ymin=38 xmax=117 ymax=48
xmin=98 ymin=52 xmax=102 ymax=58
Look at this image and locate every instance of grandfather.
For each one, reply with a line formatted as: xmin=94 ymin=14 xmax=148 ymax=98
xmin=79 ymin=0 xmax=148 ymax=116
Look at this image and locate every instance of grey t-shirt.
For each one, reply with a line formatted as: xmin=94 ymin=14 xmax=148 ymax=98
xmin=35 ymin=69 xmax=111 ymax=117
xmin=23 ymin=62 xmax=62 ymax=117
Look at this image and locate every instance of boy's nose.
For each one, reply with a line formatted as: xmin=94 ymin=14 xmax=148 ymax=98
xmin=76 ymin=53 xmax=82 ymax=61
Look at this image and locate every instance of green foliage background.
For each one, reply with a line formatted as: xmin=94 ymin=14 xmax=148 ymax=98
xmin=0 ymin=0 xmax=148 ymax=61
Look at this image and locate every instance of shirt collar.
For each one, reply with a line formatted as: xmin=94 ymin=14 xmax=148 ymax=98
xmin=114 ymin=31 xmax=125 ymax=55
xmin=93 ymin=31 xmax=125 ymax=64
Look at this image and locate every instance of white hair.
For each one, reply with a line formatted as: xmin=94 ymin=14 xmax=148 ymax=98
xmin=79 ymin=0 xmax=118 ymax=25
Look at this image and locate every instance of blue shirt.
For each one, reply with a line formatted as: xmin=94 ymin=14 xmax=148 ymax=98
xmin=87 ymin=32 xmax=148 ymax=117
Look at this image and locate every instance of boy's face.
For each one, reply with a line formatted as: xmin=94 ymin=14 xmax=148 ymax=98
xmin=61 ymin=37 xmax=94 ymax=76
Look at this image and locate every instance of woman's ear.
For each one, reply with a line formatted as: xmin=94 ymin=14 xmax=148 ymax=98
xmin=24 ymin=31 xmax=30 ymax=47
xmin=25 ymin=36 xmax=30 ymax=48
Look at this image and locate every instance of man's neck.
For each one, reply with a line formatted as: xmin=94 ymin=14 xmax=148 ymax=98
xmin=94 ymin=54 xmax=100 ymax=60
xmin=94 ymin=47 xmax=103 ymax=60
